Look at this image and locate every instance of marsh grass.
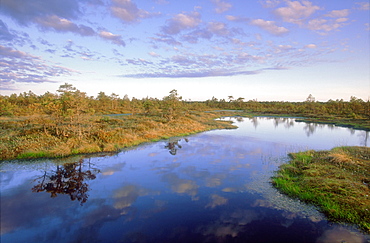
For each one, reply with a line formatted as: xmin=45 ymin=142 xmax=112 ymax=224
xmin=272 ymin=146 xmax=370 ymax=233
xmin=0 ymin=112 xmax=236 ymax=161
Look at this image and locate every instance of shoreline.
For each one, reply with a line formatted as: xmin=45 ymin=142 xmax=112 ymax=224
xmin=1 ymin=111 xmax=369 ymax=162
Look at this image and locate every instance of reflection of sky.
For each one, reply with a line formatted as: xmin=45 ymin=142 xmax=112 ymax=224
xmin=217 ymin=117 xmax=369 ymax=150
xmin=1 ymin=117 xmax=368 ymax=242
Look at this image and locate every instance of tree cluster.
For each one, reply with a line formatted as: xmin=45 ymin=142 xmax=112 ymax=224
xmin=205 ymin=94 xmax=370 ymax=118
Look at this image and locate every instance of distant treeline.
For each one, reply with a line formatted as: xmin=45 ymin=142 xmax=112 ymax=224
xmin=204 ymin=95 xmax=370 ymax=118
xmin=1 ymin=83 xmax=369 ymax=119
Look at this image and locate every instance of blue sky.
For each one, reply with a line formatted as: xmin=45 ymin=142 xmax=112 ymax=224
xmin=0 ymin=0 xmax=369 ymax=101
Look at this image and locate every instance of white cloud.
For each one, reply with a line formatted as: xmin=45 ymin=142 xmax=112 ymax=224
xmin=259 ymin=0 xmax=281 ymax=8
xmin=274 ymin=0 xmax=321 ymax=25
xmin=210 ymin=0 xmax=232 ymax=14
xmin=99 ymin=31 xmax=125 ymax=46
xmin=207 ymin=22 xmax=229 ymax=36
xmin=250 ymin=19 xmax=289 ymax=35
xmin=306 ymin=18 xmax=347 ymax=33
xmin=162 ymin=12 xmax=201 ymax=34
xmin=34 ymin=15 xmax=95 ymax=36
xmin=305 ymin=44 xmax=316 ymax=48
xmin=336 ymin=18 xmax=348 ymax=23
xmin=0 ymin=45 xmax=76 ymax=88
xmin=0 ymin=45 xmax=30 ymax=58
xmin=111 ymin=0 xmax=158 ymax=23
xmin=273 ymin=1 xmax=350 ymax=34
xmin=325 ymin=9 xmax=349 ymax=18
xmin=273 ymin=44 xmax=294 ymax=53
xmin=226 ymin=15 xmax=249 ymax=22
xmin=148 ymin=51 xmax=160 ymax=57
xmin=255 ymin=33 xmax=262 ymax=40
xmin=355 ymin=2 xmax=370 ymax=11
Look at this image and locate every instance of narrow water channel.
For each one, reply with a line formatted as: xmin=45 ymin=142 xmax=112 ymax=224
xmin=1 ymin=117 xmax=369 ymax=243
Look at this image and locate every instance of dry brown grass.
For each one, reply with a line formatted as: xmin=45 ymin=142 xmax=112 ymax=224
xmin=0 ymin=111 xmax=236 ymax=161
xmin=327 ymin=150 xmax=353 ymax=167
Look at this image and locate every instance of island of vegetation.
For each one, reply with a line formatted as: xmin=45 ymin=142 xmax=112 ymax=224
xmin=1 ymin=83 xmax=369 ymax=231
xmin=272 ymin=146 xmax=370 ymax=233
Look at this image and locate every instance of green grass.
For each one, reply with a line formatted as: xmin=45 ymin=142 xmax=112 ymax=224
xmin=16 ymin=151 xmax=50 ymax=159
xmin=271 ymin=146 xmax=370 ymax=233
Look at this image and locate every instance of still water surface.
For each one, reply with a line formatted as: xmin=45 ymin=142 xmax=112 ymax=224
xmin=1 ymin=117 xmax=369 ymax=243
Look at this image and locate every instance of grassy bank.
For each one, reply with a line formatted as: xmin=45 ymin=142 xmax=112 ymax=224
xmin=0 ymin=111 xmax=236 ymax=161
xmin=271 ymin=146 xmax=370 ymax=233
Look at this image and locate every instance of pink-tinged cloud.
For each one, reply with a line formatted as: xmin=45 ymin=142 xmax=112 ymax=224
xmin=0 ymin=0 xmax=127 ymax=46
xmin=162 ymin=12 xmax=201 ymax=34
xmin=226 ymin=15 xmax=249 ymax=22
xmin=250 ymin=19 xmax=289 ymax=35
xmin=273 ymin=1 xmax=350 ymax=34
xmin=111 ymin=0 xmax=158 ymax=23
xmin=305 ymin=44 xmax=317 ymax=48
xmin=259 ymin=0 xmax=281 ymax=8
xmin=207 ymin=22 xmax=230 ymax=36
xmin=272 ymin=44 xmax=294 ymax=54
xmin=0 ymin=45 xmax=77 ymax=89
xmin=211 ymin=0 xmax=232 ymax=14
xmin=35 ymin=15 xmax=95 ymax=36
xmin=274 ymin=0 xmax=321 ymax=25
xmin=99 ymin=31 xmax=126 ymax=46
xmin=306 ymin=18 xmax=347 ymax=33
xmin=148 ymin=51 xmax=160 ymax=57
xmin=355 ymin=2 xmax=370 ymax=11
xmin=325 ymin=9 xmax=350 ymax=18
xmin=0 ymin=45 xmax=30 ymax=58
xmin=151 ymin=34 xmax=182 ymax=46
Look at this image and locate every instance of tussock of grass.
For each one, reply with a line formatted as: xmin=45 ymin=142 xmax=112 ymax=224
xmin=272 ymin=146 xmax=370 ymax=233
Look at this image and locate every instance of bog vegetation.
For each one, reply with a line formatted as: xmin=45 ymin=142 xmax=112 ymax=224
xmin=0 ymin=83 xmax=369 ymax=161
xmin=272 ymin=146 xmax=370 ymax=233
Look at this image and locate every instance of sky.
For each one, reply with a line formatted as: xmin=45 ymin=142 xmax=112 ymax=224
xmin=0 ymin=0 xmax=369 ymax=101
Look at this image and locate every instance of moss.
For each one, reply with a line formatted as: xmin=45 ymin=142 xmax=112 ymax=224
xmin=272 ymin=146 xmax=370 ymax=233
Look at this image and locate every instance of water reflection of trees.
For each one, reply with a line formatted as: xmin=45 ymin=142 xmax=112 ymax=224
xmin=250 ymin=117 xmax=369 ymax=144
xmin=165 ymin=138 xmax=189 ymax=155
xmin=272 ymin=117 xmax=294 ymax=128
xmin=250 ymin=117 xmax=295 ymax=129
xmin=251 ymin=117 xmax=259 ymax=129
xmin=32 ymin=159 xmax=100 ymax=205
xmin=248 ymin=117 xmax=335 ymax=137
xmin=359 ymin=131 xmax=369 ymax=147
